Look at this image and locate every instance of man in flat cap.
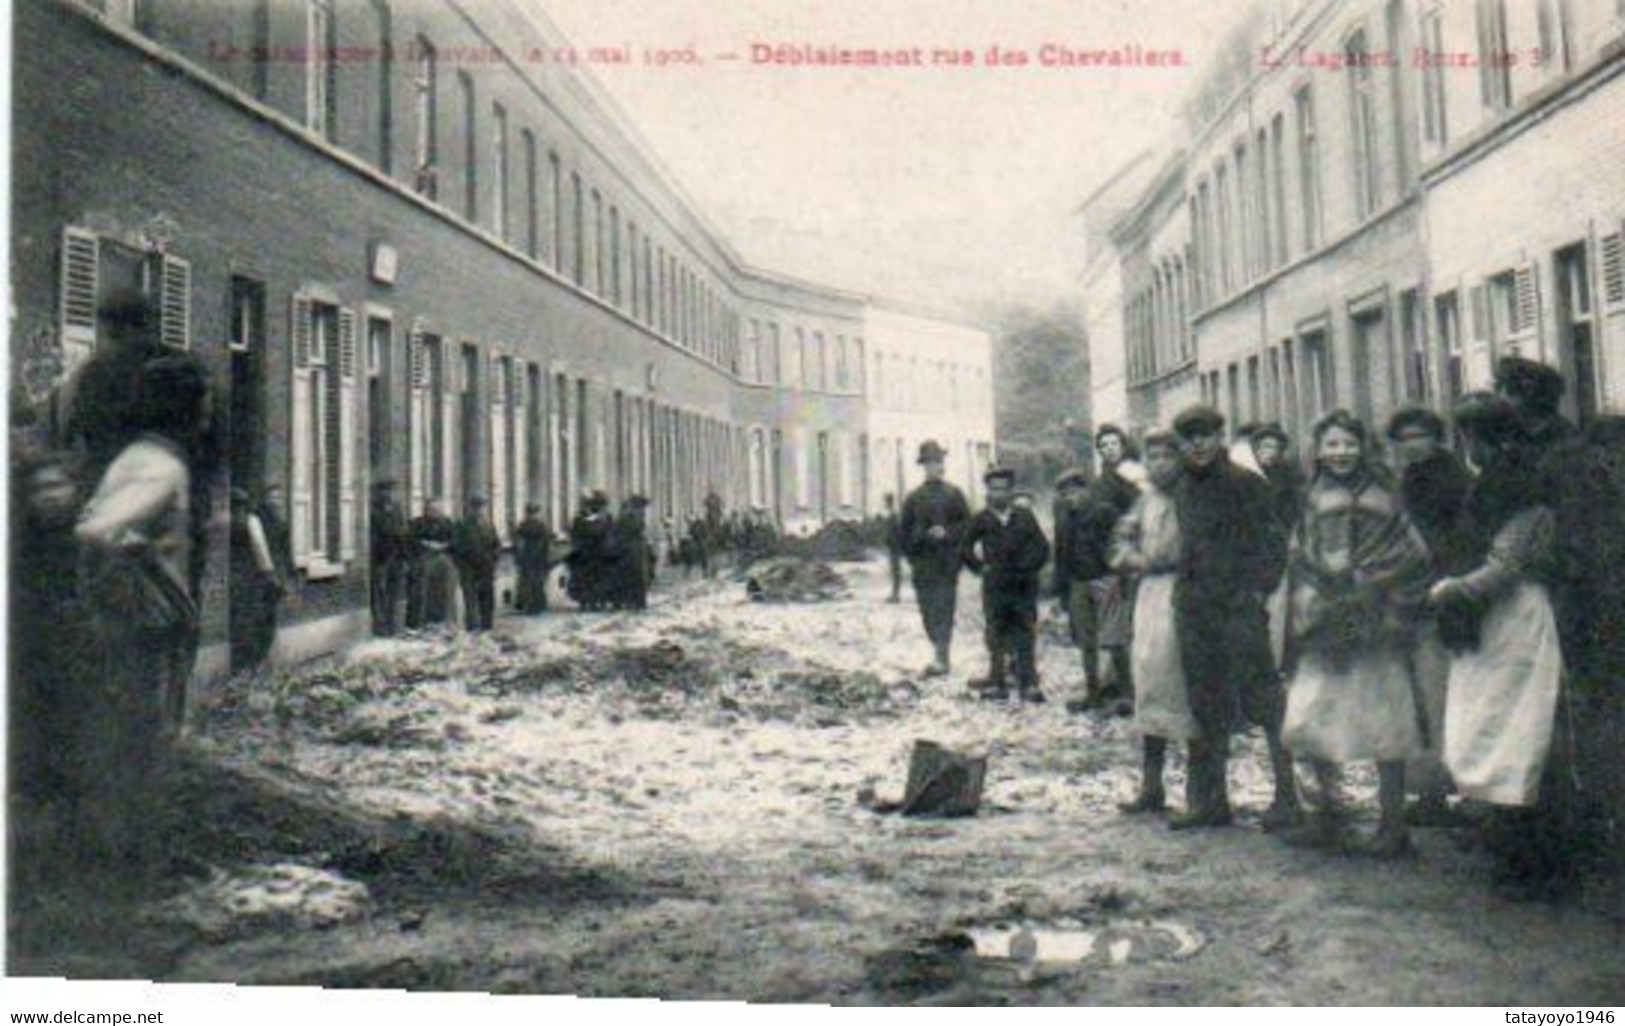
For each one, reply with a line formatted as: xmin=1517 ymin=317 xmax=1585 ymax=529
xmin=1168 ymin=404 xmax=1298 ymax=830
xmin=962 ymin=466 xmax=1051 ymax=702
xmin=370 ymin=479 xmax=410 ymax=636
xmin=900 ymin=440 xmax=971 ymax=677
xmin=453 ymin=494 xmax=501 ymax=631
xmin=1053 ymin=467 xmax=1130 ymax=713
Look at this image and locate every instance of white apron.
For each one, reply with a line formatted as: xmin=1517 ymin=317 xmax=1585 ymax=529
xmin=1443 ymin=583 xmax=1563 ymax=807
xmin=1131 ymin=573 xmax=1198 ymax=742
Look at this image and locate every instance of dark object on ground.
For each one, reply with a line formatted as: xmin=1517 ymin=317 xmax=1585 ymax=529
xmin=745 ymin=556 xmax=850 ymax=603
xmin=900 ymin=741 xmax=986 ymax=818
xmin=776 ymin=519 xmax=873 ymax=563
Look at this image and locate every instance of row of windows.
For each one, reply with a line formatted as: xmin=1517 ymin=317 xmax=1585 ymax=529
xmin=1188 ymin=0 xmax=1611 ymax=315
xmin=740 ymin=319 xmax=866 ymax=395
xmin=1190 ymin=223 xmax=1625 ymax=447
xmin=868 ymin=353 xmax=991 ymax=414
xmin=1127 ymin=257 xmax=1195 ymax=384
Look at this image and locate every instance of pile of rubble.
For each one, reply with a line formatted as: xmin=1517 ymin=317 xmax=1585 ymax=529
xmin=745 ymin=556 xmax=851 ymax=603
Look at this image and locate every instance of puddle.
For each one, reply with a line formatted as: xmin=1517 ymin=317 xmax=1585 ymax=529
xmin=964 ymin=918 xmax=1205 ymax=967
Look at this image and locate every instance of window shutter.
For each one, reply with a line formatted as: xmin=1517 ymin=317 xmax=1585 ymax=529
xmin=337 ymin=308 xmax=359 ymax=561
xmin=289 ymin=295 xmax=315 ymax=569
xmin=441 ymin=342 xmax=459 ymax=509
xmin=60 ymin=227 xmax=99 ymax=372
xmin=1602 ymin=232 xmax=1625 ymax=312
xmin=489 ymin=349 xmax=509 ymax=542
xmin=159 ymin=253 xmax=192 ymax=349
xmin=407 ymin=321 xmax=428 ymax=515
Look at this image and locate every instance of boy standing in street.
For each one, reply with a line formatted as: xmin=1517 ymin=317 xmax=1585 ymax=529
xmin=962 ymin=467 xmax=1051 ymax=703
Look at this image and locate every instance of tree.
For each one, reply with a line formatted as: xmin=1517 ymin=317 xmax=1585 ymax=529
xmin=983 ymin=300 xmax=1091 ymax=492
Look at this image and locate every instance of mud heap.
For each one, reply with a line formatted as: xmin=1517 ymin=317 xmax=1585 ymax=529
xmin=745 ymin=556 xmax=851 ymax=603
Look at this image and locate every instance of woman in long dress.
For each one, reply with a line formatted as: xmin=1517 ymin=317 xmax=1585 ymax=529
xmin=1429 ymin=393 xmax=1570 ymax=896
xmin=413 ymin=499 xmax=464 ymax=630
xmin=1280 ymin=410 xmax=1432 ymax=857
xmin=1109 ymin=430 xmax=1198 ymax=813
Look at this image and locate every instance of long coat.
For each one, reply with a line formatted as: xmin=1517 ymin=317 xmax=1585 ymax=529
xmin=900 ymin=479 xmax=971 ymax=580
xmin=514 ymin=516 xmax=553 ymax=613
xmin=1172 ymin=454 xmax=1289 ymax=738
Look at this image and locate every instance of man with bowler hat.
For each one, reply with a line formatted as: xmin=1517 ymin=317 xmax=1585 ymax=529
xmin=899 ymin=440 xmax=971 ymax=677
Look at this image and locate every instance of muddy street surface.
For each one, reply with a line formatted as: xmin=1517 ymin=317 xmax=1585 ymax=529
xmin=13 ymin=559 xmax=1625 ymax=1004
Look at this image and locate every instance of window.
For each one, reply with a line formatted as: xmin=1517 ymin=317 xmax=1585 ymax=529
xmin=1536 ymin=0 xmax=1572 ymax=74
xmin=571 ymin=172 xmax=584 ymax=286
xmin=1398 ymin=288 xmax=1429 ymax=402
xmin=1436 ymin=291 xmax=1464 ymax=402
xmin=1256 ymin=128 xmax=1272 ymax=274
xmin=1347 ymin=29 xmax=1382 ymax=219
xmin=768 ymin=322 xmax=782 ymax=385
xmin=1270 ymin=113 xmax=1288 ymax=266
xmin=366 ymin=314 xmax=391 ymax=475
xmin=549 ymin=153 xmax=563 ymax=269
xmin=229 ymin=277 xmax=264 ymax=354
xmin=306 ymin=0 xmax=335 ymax=139
xmin=642 ymin=236 xmax=653 ymax=323
xmin=289 ymin=297 xmax=359 ymax=570
xmin=491 ymin=103 xmax=508 ymax=240
xmin=610 ymin=207 xmax=622 ymax=305
xmin=372 ymin=1 xmax=393 ymax=173
xmin=1233 ymin=142 xmax=1251 ymax=281
xmin=1215 ymin=164 xmax=1233 ymax=293
xmin=1301 ymin=329 xmax=1335 ymax=418
xmin=592 ymin=190 xmax=604 ymax=295
xmin=1385 ymin=0 xmax=1412 ymax=188
xmin=1477 ymin=0 xmax=1512 ymax=112
xmin=459 ymin=73 xmax=477 ymax=220
xmin=251 ymin=0 xmax=270 ymax=100
xmin=628 ymin=222 xmax=640 ymax=314
xmin=522 ymin=129 xmax=538 ymax=259
xmin=412 ymin=38 xmax=437 ymax=196
xmin=1294 ymin=86 xmax=1322 ymax=251
xmin=1420 ymin=10 xmax=1448 ymax=146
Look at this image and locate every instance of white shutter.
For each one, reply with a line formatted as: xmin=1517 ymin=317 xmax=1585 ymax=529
xmin=441 ymin=342 xmax=459 ymax=509
xmin=337 ymin=308 xmax=359 ymax=561
xmin=407 ymin=321 xmax=428 ymax=515
xmin=159 ymin=253 xmax=192 ymax=349
xmin=489 ymin=350 xmax=510 ymax=542
xmin=289 ymin=295 xmax=314 ymax=569
xmin=60 ymin=227 xmax=99 ymax=373
xmin=1600 ymin=230 xmax=1625 ymax=413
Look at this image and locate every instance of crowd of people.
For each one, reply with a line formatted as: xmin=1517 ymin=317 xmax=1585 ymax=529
xmin=892 ymin=356 xmax=1624 ymax=899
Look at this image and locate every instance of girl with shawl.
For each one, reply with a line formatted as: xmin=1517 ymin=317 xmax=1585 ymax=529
xmin=1280 ymin=410 xmax=1432 ymax=858
xmin=1429 ymin=393 xmax=1571 ymax=897
xmin=1108 ymin=431 xmax=1197 ymax=813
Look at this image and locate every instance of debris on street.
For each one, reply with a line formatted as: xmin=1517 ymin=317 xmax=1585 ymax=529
xmin=745 ymin=556 xmax=851 ymax=603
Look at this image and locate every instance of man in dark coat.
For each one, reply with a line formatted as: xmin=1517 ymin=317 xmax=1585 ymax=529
xmin=610 ymin=495 xmax=652 ymax=610
xmin=1053 ymin=468 xmax=1131 ymax=713
xmin=1387 ymin=408 xmax=1475 ymax=576
xmin=900 ymin=440 xmax=972 ymax=678
xmin=567 ymin=491 xmax=614 ymax=610
xmin=453 ymin=494 xmax=501 ymax=631
xmin=879 ymin=492 xmax=904 ymax=603
xmin=514 ymin=502 xmax=553 ymax=614
xmin=370 ymin=479 xmax=410 ymax=635
xmin=64 ymin=288 xmax=165 ymax=476
xmin=1495 ymin=356 xmax=1576 ymax=456
xmin=962 ymin=467 xmax=1051 ymax=703
xmin=1169 ymin=404 xmax=1297 ymax=830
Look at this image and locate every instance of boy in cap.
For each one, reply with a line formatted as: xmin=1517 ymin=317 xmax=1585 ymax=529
xmin=1168 ymin=404 xmax=1298 ymax=830
xmin=961 ymin=466 xmax=1051 ymax=702
xmin=900 ymin=440 xmax=971 ymax=677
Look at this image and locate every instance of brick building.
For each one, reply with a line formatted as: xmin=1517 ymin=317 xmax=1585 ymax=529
xmin=11 ymin=0 xmax=990 ymax=678
xmin=1086 ymin=0 xmax=1625 ymax=452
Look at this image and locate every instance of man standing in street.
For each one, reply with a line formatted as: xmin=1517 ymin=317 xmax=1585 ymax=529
xmin=962 ymin=467 xmax=1051 ymax=703
xmin=514 ymin=502 xmax=554 ymax=615
xmin=369 ymin=479 xmax=409 ymax=636
xmin=1168 ymin=404 xmax=1298 ymax=831
xmin=880 ymin=492 xmax=904 ymax=603
xmin=453 ymin=494 xmax=501 ymax=631
xmin=900 ymin=440 xmax=971 ymax=678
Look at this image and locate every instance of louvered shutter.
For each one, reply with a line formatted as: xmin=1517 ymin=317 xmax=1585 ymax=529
xmin=407 ymin=322 xmax=428 ymax=515
xmin=489 ymin=349 xmax=510 ymax=542
xmin=1506 ymin=263 xmax=1540 ymax=356
xmin=1600 ymin=230 xmax=1625 ymax=413
xmin=289 ymin=295 xmax=314 ymax=569
xmin=337 ymin=309 xmax=359 ymax=561
xmin=60 ymin=227 xmax=99 ymax=373
xmin=441 ymin=343 xmax=459 ymax=509
xmin=159 ymin=253 xmax=191 ymax=349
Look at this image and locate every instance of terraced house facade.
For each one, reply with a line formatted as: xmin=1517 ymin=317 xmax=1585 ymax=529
xmin=1085 ymin=0 xmax=1625 ymax=452
xmin=12 ymin=0 xmax=993 ymax=677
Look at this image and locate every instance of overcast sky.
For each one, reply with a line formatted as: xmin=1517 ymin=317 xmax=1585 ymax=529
xmin=541 ymin=1 xmax=1251 ymax=318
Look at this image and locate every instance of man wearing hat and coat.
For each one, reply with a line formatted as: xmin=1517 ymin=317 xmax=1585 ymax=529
xmin=1168 ymin=404 xmax=1298 ymax=830
xmin=1053 ymin=467 xmax=1134 ymax=712
xmin=453 ymin=494 xmax=501 ymax=631
xmin=962 ymin=466 xmax=1051 ymax=702
xmin=370 ymin=479 xmax=410 ymax=635
xmin=900 ymin=440 xmax=972 ymax=677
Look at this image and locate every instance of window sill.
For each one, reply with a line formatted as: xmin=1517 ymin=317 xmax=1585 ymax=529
xmin=303 ymin=559 xmax=346 ymax=582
